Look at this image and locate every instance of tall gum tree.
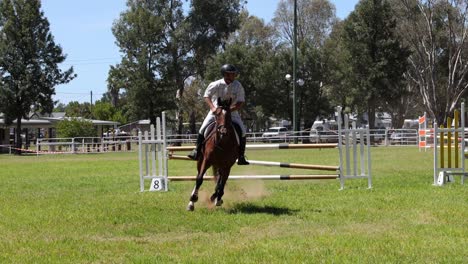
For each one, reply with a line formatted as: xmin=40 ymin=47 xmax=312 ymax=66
xmin=341 ymin=0 xmax=410 ymax=129
xmin=396 ymin=0 xmax=468 ymax=125
xmin=0 ymin=0 xmax=75 ymax=154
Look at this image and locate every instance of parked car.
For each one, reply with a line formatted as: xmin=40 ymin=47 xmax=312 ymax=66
xmin=262 ymin=127 xmax=289 ymax=142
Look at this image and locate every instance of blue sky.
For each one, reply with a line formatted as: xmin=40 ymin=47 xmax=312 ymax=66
xmin=41 ymin=0 xmax=359 ymax=105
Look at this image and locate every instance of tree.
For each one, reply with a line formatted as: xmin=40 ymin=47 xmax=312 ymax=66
xmin=54 ymin=103 xmax=66 ymax=112
xmin=111 ymin=0 xmax=242 ymax=136
xmin=178 ymin=79 xmax=206 ymax=134
xmin=273 ymin=0 xmax=336 ymax=49
xmin=341 ymin=0 xmax=410 ymax=128
xmin=91 ymin=101 xmax=128 ymax=125
xmin=273 ymin=0 xmax=337 ymax=128
xmin=106 ymin=64 xmax=127 ymax=107
xmin=0 ymin=0 xmax=75 ymax=154
xmin=111 ymin=0 xmax=170 ymax=127
xmin=205 ymin=13 xmax=285 ymax=131
xmin=396 ymin=0 xmax=468 ymax=125
xmin=323 ymin=21 xmax=354 ymax=113
xmin=65 ymin=101 xmax=92 ymax=119
xmin=56 ymin=118 xmax=96 ymax=138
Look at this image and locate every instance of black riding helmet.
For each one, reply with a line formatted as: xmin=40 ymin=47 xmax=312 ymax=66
xmin=220 ymin=64 xmax=238 ymax=75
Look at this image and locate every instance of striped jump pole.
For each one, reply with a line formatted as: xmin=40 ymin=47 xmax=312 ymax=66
xmin=168 ymin=175 xmax=339 ymax=181
xmin=168 ymin=154 xmax=339 ymax=171
xmin=167 ymin=143 xmax=337 ymax=152
xmin=433 ymin=102 xmax=467 ymax=186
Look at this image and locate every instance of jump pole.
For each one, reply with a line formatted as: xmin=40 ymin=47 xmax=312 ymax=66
xmin=167 ymin=143 xmax=337 ymax=152
xmin=168 ymin=175 xmax=339 ymax=181
xmin=168 ymin=154 xmax=339 ymax=171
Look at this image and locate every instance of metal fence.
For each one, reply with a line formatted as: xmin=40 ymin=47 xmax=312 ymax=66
xmin=168 ymin=128 xmax=419 ymax=146
xmin=9 ymin=128 xmax=419 ymax=155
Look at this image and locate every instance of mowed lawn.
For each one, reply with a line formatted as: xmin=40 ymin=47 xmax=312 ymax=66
xmin=0 ymin=147 xmax=467 ymax=263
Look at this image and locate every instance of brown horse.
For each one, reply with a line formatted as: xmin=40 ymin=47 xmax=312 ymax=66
xmin=187 ymin=98 xmax=239 ymax=211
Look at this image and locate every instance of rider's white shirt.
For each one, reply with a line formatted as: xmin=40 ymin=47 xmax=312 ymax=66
xmin=203 ymin=79 xmax=245 ymax=109
xmin=199 ymin=78 xmax=246 ymax=136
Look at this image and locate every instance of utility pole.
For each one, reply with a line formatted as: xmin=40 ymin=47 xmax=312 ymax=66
xmin=90 ymin=91 xmax=93 ymax=105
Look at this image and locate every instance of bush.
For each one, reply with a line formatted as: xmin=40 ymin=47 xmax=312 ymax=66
xmin=56 ymin=118 xmax=97 ymax=138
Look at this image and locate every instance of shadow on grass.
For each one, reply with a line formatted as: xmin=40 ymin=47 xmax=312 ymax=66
xmin=226 ymin=203 xmax=299 ymax=216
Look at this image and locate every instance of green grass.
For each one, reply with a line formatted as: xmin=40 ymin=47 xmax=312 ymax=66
xmin=0 ymin=147 xmax=467 ymax=263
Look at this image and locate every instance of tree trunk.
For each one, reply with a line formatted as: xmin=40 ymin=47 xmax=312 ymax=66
xmin=15 ymin=117 xmax=22 ymax=155
xmin=189 ymin=111 xmax=196 ymax=134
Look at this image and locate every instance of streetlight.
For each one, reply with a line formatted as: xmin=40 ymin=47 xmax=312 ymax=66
xmin=285 ymin=74 xmax=304 ymax=143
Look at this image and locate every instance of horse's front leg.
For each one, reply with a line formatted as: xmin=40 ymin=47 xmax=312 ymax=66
xmin=211 ymin=167 xmax=231 ymax=207
xmin=187 ymin=159 xmax=210 ymax=211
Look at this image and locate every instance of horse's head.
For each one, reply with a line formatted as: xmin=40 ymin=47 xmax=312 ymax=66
xmin=214 ymin=98 xmax=232 ymax=136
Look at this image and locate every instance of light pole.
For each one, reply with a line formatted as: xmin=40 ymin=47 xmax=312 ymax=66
xmin=285 ymin=74 xmax=304 ymax=143
xmin=293 ymin=0 xmax=298 ymax=143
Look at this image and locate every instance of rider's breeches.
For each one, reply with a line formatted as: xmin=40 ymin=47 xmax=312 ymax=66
xmin=199 ymin=111 xmax=246 ymax=137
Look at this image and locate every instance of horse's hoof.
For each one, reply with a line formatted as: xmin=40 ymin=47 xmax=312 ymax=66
xmin=215 ymin=198 xmax=223 ymax=206
xmin=210 ymin=194 xmax=216 ymax=203
xmin=187 ymin=202 xmax=195 ymax=211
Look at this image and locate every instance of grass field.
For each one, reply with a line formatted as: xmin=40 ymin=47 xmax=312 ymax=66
xmin=0 ymin=147 xmax=467 ymax=263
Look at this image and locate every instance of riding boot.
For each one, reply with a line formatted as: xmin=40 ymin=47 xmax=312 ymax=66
xmin=188 ymin=134 xmax=204 ymax=160
xmin=237 ymin=136 xmax=250 ymax=165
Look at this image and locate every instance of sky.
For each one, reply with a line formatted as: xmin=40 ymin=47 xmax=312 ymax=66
xmin=40 ymin=0 xmax=359 ymax=105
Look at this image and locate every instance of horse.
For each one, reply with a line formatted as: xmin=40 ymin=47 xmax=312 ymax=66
xmin=187 ymin=98 xmax=239 ymax=211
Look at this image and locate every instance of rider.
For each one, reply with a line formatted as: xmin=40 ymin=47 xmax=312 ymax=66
xmin=188 ymin=64 xmax=250 ymax=165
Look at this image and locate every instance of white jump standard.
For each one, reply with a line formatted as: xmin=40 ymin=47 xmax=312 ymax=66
xmin=138 ymin=108 xmax=372 ymax=191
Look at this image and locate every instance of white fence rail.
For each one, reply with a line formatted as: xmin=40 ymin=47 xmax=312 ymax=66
xmin=36 ymin=136 xmax=138 ymax=154
xmin=9 ymin=128 xmax=418 ymax=155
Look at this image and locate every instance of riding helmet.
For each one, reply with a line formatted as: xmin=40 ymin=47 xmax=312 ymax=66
xmin=220 ymin=64 xmax=238 ymax=75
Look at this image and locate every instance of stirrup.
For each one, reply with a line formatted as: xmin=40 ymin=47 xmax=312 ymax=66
xmin=237 ymin=156 xmax=249 ymax=165
xmin=187 ymin=149 xmax=198 ymax=160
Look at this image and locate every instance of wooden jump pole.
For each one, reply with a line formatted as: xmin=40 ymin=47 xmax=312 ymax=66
xmin=168 ymin=154 xmax=339 ymax=171
xmin=166 ymin=143 xmax=337 ymax=152
xmin=168 ymin=175 xmax=339 ymax=181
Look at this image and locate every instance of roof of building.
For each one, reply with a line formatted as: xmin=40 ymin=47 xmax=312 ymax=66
xmin=0 ymin=114 xmax=119 ymax=128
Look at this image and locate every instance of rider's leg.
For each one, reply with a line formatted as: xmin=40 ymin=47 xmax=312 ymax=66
xmin=232 ymin=115 xmax=249 ymax=165
xmin=188 ymin=113 xmax=213 ymax=160
xmin=188 ymin=133 xmax=204 ymax=160
xmin=237 ymin=136 xmax=249 ymax=165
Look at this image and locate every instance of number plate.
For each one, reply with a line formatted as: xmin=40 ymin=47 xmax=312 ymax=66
xmin=149 ymin=177 xmax=165 ymax=191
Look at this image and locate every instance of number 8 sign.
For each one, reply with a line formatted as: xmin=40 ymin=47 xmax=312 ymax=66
xmin=149 ymin=178 xmax=165 ymax=191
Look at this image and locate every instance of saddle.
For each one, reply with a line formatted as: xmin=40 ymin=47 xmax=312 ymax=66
xmin=203 ymin=121 xmax=240 ymax=145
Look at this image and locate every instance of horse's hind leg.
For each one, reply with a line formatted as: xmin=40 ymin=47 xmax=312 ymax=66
xmin=187 ymin=160 xmax=210 ymax=211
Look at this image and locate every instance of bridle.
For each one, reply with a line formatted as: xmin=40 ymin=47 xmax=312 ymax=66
xmin=214 ymin=107 xmax=228 ymax=137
